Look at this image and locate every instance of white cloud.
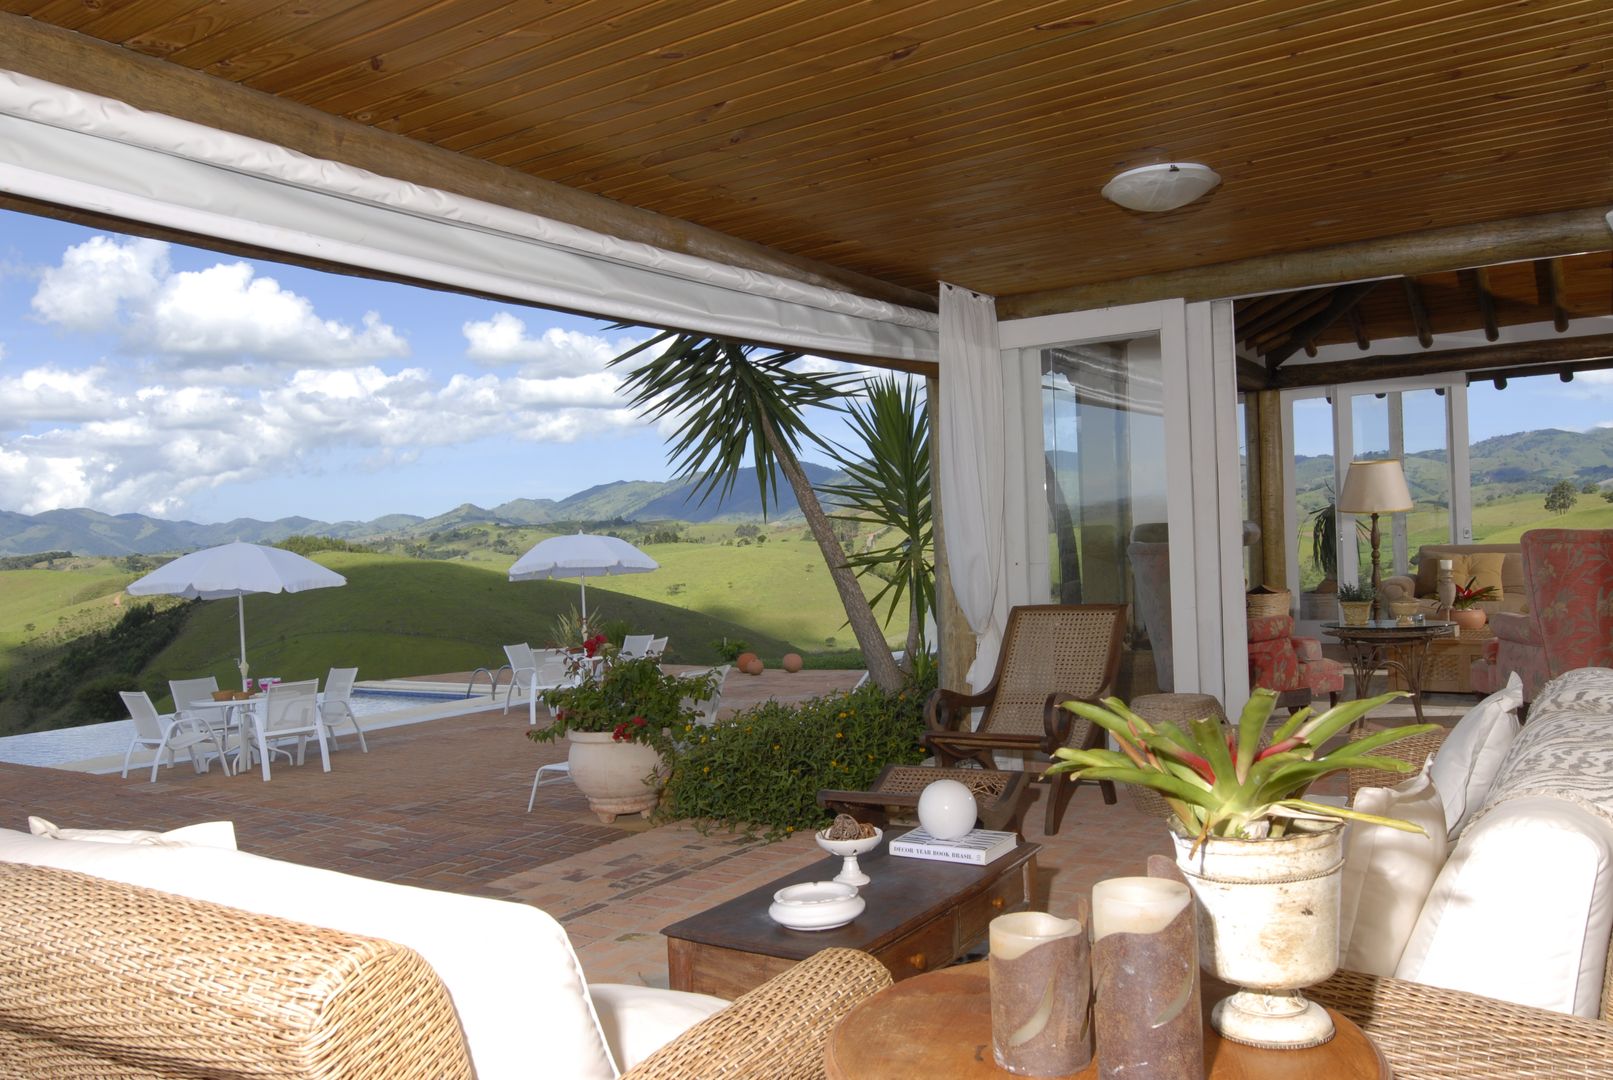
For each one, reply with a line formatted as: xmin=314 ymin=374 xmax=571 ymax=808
xmin=0 ymin=366 xmax=123 ymax=428
xmin=462 ymin=311 xmax=637 ymax=375
xmin=31 ymin=235 xmax=167 ymax=331
xmin=31 ymin=236 xmax=407 ymax=368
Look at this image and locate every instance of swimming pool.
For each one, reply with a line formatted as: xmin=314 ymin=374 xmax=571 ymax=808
xmin=0 ymin=686 xmax=495 ymax=772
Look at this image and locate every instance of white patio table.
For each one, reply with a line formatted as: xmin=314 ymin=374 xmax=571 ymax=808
xmin=184 ymin=693 xmax=330 ymax=777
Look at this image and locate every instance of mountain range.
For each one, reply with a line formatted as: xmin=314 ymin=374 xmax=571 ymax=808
xmin=0 ymin=463 xmax=845 ymax=557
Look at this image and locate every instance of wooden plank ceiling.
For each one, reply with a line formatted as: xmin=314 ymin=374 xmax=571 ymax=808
xmin=4 ymin=0 xmax=1610 ymax=313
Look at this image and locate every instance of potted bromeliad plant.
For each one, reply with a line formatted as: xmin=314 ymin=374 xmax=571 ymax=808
xmin=1047 ymin=689 xmax=1437 ymax=1051
xmin=1449 ymin=576 xmax=1499 ymax=631
xmin=527 ymin=654 xmax=718 ymax=824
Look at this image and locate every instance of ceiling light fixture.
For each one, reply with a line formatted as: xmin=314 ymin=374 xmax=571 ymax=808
xmin=1101 ymin=162 xmax=1221 ymax=212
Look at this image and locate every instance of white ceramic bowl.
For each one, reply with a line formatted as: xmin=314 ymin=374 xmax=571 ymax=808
xmin=768 ymin=881 xmax=865 ymax=931
xmin=814 ymin=825 xmax=883 ymax=859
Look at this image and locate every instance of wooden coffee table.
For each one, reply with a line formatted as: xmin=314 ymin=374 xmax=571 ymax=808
xmin=825 ymin=962 xmax=1390 ymax=1079
xmin=661 ymin=831 xmax=1039 ymax=999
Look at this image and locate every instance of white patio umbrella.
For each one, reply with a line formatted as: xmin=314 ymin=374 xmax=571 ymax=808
xmin=508 ymin=533 xmax=658 ymax=627
xmin=127 ymin=541 xmax=347 ymax=688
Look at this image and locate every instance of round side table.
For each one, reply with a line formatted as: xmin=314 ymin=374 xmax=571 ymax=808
xmin=824 ymin=963 xmax=1389 ymax=1080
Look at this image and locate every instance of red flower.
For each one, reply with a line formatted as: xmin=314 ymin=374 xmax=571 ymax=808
xmin=583 ymin=633 xmax=608 ymax=657
xmin=631 ymin=715 xmax=646 ymax=728
xmin=611 ymin=722 xmax=628 ymax=742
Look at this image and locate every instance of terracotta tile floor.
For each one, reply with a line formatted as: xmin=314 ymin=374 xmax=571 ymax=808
xmin=0 ymin=671 xmax=1473 ymax=992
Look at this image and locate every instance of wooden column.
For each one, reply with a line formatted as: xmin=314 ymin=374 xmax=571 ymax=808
xmin=928 ymin=377 xmax=975 ymax=694
xmin=1253 ymin=390 xmax=1288 ymax=590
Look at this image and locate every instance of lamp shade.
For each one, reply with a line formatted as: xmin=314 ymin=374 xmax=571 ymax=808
xmin=1337 ymin=459 xmax=1413 ymax=514
xmin=1101 ymin=163 xmax=1220 ymax=212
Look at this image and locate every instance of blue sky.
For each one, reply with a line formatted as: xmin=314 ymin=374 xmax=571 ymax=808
xmin=0 ymin=211 xmax=863 ymax=524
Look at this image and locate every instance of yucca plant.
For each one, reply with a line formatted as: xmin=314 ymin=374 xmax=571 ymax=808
xmin=1046 ymin=689 xmax=1439 ymax=844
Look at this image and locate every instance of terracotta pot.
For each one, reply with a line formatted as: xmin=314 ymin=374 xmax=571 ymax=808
xmin=1450 ymin=607 xmax=1488 ymax=631
xmin=735 ymin=651 xmax=758 ymax=670
xmin=1172 ymin=822 xmax=1344 ymax=1050
xmin=743 ymin=657 xmax=765 ymax=675
xmin=565 ymin=731 xmax=663 ymax=824
xmin=781 ymin=652 xmax=803 ymax=673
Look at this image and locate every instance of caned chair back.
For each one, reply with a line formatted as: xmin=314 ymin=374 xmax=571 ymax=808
xmin=120 ymin=691 xmax=165 ymax=741
xmin=169 ymin=677 xmax=219 ymax=712
xmin=324 ymin=667 xmax=358 ymax=704
xmin=979 ymin=605 xmax=1127 ymax=740
xmin=263 ymin=680 xmax=319 ymax=734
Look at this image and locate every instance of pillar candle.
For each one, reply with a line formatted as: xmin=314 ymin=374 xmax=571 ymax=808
xmin=989 ymin=908 xmax=1093 ymax=1076
xmin=1091 ymin=877 xmax=1202 ymax=1080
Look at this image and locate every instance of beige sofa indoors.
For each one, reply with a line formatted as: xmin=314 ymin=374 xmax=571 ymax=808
xmin=1379 ymin=542 xmax=1526 ymax=615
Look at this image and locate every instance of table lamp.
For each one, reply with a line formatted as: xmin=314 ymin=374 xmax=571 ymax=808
xmin=1337 ymin=459 xmax=1413 ymax=621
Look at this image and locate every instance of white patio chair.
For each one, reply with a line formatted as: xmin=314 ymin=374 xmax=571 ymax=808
xmin=118 ymin=691 xmax=226 ymax=782
xmin=526 ymin=760 xmax=571 ymax=811
xmin=681 ymin=664 xmax=731 ymax=727
xmin=321 ymin=667 xmax=367 ymax=752
xmin=243 ymin=679 xmax=328 ymax=781
xmin=168 ymin=675 xmax=231 ymax=746
xmin=505 ymin=645 xmax=573 ymax=725
xmin=619 ymin=634 xmax=655 ymax=660
xmin=646 ymin=636 xmax=669 ymax=660
xmin=503 ymin=642 xmax=537 ymax=713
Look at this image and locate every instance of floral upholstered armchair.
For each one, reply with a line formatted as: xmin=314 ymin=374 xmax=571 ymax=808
xmin=1472 ymin=529 xmax=1613 ymax=700
xmin=1248 ymin=614 xmax=1345 ymax=707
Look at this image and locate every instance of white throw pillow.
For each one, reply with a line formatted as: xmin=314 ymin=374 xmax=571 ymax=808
xmin=1336 ymin=765 xmax=1449 ymax=976
xmin=28 ymin=817 xmax=237 ymax=850
xmin=0 ymin=828 xmax=617 ymax=1080
xmin=1396 ymin=796 xmax=1613 ymax=1017
xmin=1429 ymin=673 xmax=1523 ymax=838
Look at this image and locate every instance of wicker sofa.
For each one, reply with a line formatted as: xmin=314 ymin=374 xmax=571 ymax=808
xmin=0 ymin=830 xmax=890 ymax=1079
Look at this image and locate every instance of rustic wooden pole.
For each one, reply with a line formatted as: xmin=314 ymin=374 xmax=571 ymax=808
xmin=998 ymin=208 xmax=1613 ymax=318
xmin=1264 ymin=283 xmax=1379 ymax=366
xmin=928 ymin=378 xmax=976 ymax=694
xmin=1253 ymin=391 xmax=1288 ymax=591
xmin=1401 ymin=278 xmax=1435 ymax=348
xmin=1271 ymin=333 xmax=1613 ymax=389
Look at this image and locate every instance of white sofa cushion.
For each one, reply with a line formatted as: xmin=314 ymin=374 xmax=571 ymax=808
xmin=589 ymin=983 xmax=729 ymax=1071
xmin=1395 ymin=796 xmax=1613 ymax=1017
xmin=1430 ymin=673 xmax=1523 ymax=838
xmin=0 ymin=828 xmax=619 ymax=1080
xmin=28 ymin=816 xmax=237 ymax=849
xmin=1337 ymin=766 xmax=1448 ymax=976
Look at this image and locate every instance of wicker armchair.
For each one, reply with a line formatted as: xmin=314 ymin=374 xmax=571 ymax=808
xmin=924 ymin=604 xmax=1126 ymax=834
xmin=0 ymin=862 xmax=891 ymax=1080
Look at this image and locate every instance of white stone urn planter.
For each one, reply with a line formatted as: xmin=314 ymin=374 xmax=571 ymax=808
xmin=1171 ymin=821 xmax=1344 ymax=1050
xmin=566 ymin=731 xmax=664 ymax=824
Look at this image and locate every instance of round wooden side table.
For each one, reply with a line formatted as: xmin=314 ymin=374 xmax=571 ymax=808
xmin=824 ymin=963 xmax=1389 ymax=1080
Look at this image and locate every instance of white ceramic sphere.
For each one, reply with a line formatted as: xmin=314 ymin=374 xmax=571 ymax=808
xmin=917 ymin=778 xmax=977 ymax=840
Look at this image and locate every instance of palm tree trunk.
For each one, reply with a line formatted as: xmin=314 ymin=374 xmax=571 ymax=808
xmin=758 ymin=413 xmax=905 ymax=693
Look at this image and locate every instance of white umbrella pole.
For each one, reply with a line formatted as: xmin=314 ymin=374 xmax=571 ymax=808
xmin=580 ymin=579 xmax=588 ymax=634
xmin=237 ymin=593 xmax=249 ymax=690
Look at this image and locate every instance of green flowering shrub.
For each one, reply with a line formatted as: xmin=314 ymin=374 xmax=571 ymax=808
xmin=661 ymin=668 xmax=935 ymax=840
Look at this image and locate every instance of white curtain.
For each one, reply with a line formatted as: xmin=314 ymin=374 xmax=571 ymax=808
xmin=0 ymin=70 xmax=939 ymax=363
xmin=938 ymin=283 xmax=1011 ymax=689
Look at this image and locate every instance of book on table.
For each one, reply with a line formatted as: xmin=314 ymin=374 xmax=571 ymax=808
xmin=888 ymin=827 xmax=1018 ymax=866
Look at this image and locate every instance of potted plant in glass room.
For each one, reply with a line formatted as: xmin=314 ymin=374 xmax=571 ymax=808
xmin=1047 ymin=689 xmax=1437 ymax=1050
xmin=1448 ymin=576 xmax=1498 ymax=632
xmin=1334 ymin=581 xmax=1374 ymax=625
xmin=528 ymin=651 xmax=718 ymax=824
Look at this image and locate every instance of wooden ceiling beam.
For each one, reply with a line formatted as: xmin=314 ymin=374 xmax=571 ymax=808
xmin=1237 ymin=357 xmax=1271 ymax=392
xmin=1401 ymin=277 xmax=1435 ymax=348
xmin=1471 ymin=356 xmax=1613 ymax=386
xmin=1249 ymin=293 xmax=1334 ymax=352
xmin=1345 ymin=305 xmax=1372 ymax=350
xmin=1239 ymin=291 xmax=1322 ymax=344
xmin=1534 ymin=258 xmax=1571 ymax=331
xmin=997 ymin=208 xmax=1613 ymax=318
xmin=0 ymin=12 xmax=935 ymax=313
xmin=1463 ymin=267 xmax=1501 ymax=341
xmin=1271 ymin=333 xmax=1613 ymax=389
xmin=1264 ymin=282 xmax=1380 ymax=366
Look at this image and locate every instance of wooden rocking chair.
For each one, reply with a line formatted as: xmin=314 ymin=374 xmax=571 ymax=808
xmin=923 ymin=604 xmax=1127 ymax=834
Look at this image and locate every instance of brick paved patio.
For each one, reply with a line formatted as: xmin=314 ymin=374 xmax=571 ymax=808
xmin=0 ymin=669 xmax=1472 ymax=991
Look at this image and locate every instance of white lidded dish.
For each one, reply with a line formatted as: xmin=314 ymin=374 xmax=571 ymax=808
xmin=768 ymin=880 xmax=865 ymax=931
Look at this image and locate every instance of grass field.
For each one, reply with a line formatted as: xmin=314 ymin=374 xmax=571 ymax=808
xmin=0 ymin=561 xmax=139 ymax=677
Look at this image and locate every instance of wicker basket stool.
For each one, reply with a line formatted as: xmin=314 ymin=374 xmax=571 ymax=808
xmin=1124 ymin=693 xmax=1228 ymax=820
